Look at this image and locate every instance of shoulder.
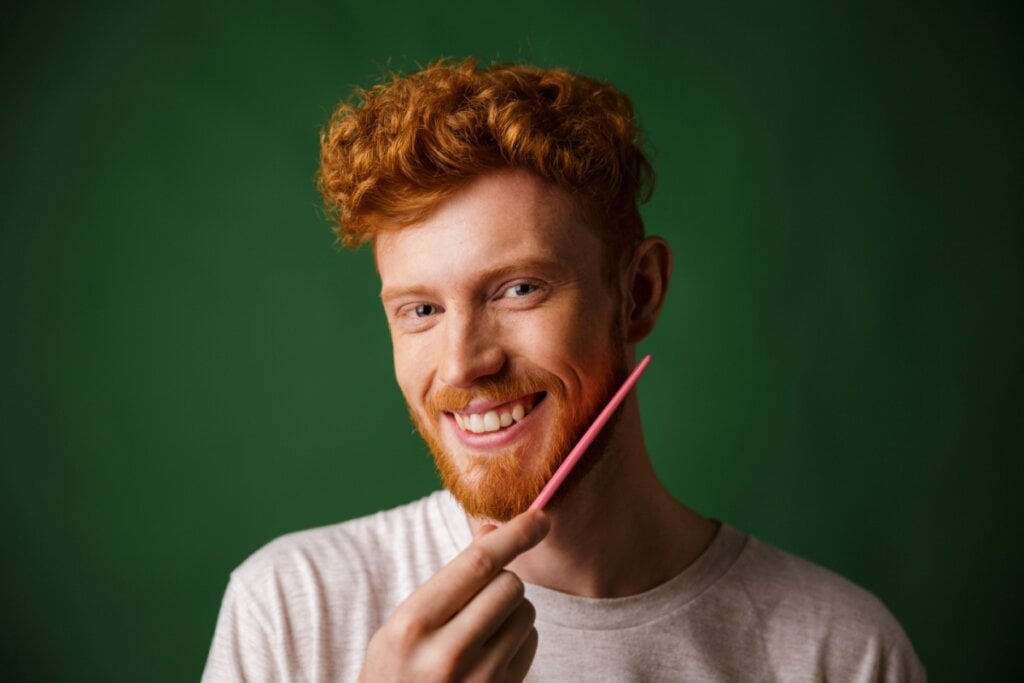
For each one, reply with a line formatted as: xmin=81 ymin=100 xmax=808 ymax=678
xmin=202 ymin=492 xmax=467 ymax=682
xmin=723 ymin=531 xmax=925 ymax=681
xmin=231 ymin=490 xmax=463 ymax=601
xmin=733 ymin=535 xmax=896 ymax=624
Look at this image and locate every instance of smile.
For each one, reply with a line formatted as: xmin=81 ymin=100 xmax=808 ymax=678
xmin=451 ymin=393 xmax=545 ymax=434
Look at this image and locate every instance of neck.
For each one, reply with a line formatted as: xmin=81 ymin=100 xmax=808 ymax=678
xmin=465 ymin=397 xmax=718 ymax=598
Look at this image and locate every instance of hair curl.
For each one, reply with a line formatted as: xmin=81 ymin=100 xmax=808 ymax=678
xmin=317 ymin=58 xmax=654 ymax=255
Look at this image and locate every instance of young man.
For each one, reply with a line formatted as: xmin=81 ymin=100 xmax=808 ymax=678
xmin=203 ymin=59 xmax=924 ymax=681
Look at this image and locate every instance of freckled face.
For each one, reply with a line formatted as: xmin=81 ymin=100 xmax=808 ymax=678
xmin=376 ymin=169 xmax=626 ymax=521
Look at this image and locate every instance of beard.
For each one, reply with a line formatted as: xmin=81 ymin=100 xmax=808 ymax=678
xmin=409 ymin=354 xmax=627 ymax=522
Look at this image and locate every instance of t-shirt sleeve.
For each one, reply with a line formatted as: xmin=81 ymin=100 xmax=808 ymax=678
xmin=882 ymin=635 xmax=928 ymax=683
xmin=201 ymin=575 xmax=278 ymax=683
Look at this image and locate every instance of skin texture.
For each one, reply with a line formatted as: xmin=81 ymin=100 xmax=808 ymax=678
xmin=365 ymin=169 xmax=718 ymax=681
xmin=379 ymin=169 xmax=624 ymax=522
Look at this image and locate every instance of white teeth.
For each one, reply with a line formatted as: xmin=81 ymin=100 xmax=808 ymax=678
xmin=455 ymin=399 xmax=536 ymax=434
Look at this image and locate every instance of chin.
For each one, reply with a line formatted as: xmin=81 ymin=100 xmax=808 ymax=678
xmin=434 ymin=442 xmax=557 ymax=522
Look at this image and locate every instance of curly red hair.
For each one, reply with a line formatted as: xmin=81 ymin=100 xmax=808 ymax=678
xmin=317 ymin=58 xmax=654 ymax=257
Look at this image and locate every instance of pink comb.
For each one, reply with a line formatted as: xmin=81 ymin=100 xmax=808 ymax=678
xmin=528 ymin=354 xmax=652 ymax=511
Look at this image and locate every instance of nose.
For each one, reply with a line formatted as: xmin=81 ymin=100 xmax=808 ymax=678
xmin=438 ymin=309 xmax=506 ymax=388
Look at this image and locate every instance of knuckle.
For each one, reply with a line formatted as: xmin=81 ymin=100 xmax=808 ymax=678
xmin=389 ymin=609 xmax=428 ymax=649
xmin=519 ymin=597 xmax=536 ymax=624
xmin=463 ymin=545 xmax=498 ymax=581
xmin=494 ymin=570 xmax=525 ymax=603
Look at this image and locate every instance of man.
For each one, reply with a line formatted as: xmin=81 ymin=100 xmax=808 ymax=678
xmin=203 ymin=59 xmax=924 ymax=681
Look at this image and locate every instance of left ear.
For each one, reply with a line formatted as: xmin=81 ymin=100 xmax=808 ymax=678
xmin=620 ymin=236 xmax=673 ymax=343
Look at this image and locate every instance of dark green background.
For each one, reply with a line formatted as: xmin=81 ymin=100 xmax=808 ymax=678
xmin=2 ymin=1 xmax=1019 ymax=680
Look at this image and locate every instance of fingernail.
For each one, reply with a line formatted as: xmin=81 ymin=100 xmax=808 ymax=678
xmin=474 ymin=524 xmax=497 ymax=540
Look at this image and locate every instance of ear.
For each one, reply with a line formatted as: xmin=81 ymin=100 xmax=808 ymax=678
xmin=621 ymin=236 xmax=673 ymax=343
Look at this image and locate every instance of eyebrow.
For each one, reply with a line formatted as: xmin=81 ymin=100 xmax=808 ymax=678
xmin=379 ymin=257 xmax=565 ymax=303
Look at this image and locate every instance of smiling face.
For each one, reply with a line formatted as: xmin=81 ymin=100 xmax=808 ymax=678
xmin=376 ymin=169 xmax=629 ymax=521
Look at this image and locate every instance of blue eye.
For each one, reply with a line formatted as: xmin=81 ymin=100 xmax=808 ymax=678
xmin=413 ymin=304 xmax=436 ymax=317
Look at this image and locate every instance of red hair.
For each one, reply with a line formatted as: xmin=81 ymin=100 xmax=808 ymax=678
xmin=317 ymin=58 xmax=654 ymax=256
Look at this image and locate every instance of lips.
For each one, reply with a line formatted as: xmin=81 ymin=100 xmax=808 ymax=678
xmin=450 ymin=393 xmax=544 ymax=434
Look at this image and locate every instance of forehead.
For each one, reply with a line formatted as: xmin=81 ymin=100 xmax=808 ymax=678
xmin=375 ymin=170 xmax=605 ymax=291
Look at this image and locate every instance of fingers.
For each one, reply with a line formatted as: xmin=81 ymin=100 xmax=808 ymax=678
xmin=445 ymin=570 xmax=525 ymax=647
xmin=474 ymin=601 xmax=538 ymax=683
xmin=446 ymin=593 xmax=538 ymax=683
xmin=403 ymin=509 xmax=549 ymax=626
xmin=503 ymin=626 xmax=539 ymax=682
xmin=362 ymin=510 xmax=549 ymax=682
xmin=486 ymin=597 xmax=537 ymax=663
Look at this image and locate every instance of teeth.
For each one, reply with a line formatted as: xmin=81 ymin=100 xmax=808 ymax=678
xmin=456 ymin=399 xmax=535 ymax=434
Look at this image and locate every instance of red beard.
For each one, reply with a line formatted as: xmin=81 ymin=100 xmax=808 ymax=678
xmin=411 ymin=362 xmax=622 ymax=521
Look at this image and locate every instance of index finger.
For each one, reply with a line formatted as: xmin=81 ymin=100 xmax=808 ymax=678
xmin=403 ymin=509 xmax=549 ymax=627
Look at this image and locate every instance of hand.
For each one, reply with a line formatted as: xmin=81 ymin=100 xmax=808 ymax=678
xmin=358 ymin=509 xmax=550 ymax=682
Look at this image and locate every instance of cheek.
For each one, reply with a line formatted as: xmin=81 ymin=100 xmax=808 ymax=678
xmin=516 ymin=306 xmax=612 ymax=378
xmin=549 ymin=294 xmax=618 ymax=352
xmin=514 ymin=315 xmax=581 ymax=362
xmin=392 ymin=337 xmax=429 ymax=404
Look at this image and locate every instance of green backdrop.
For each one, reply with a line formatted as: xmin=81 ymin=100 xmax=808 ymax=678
xmin=2 ymin=1 xmax=1019 ymax=680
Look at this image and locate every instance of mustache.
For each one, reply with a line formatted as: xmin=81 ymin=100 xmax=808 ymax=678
xmin=425 ymin=371 xmax=563 ymax=415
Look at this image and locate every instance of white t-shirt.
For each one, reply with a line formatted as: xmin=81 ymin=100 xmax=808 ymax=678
xmin=202 ymin=491 xmax=924 ymax=682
